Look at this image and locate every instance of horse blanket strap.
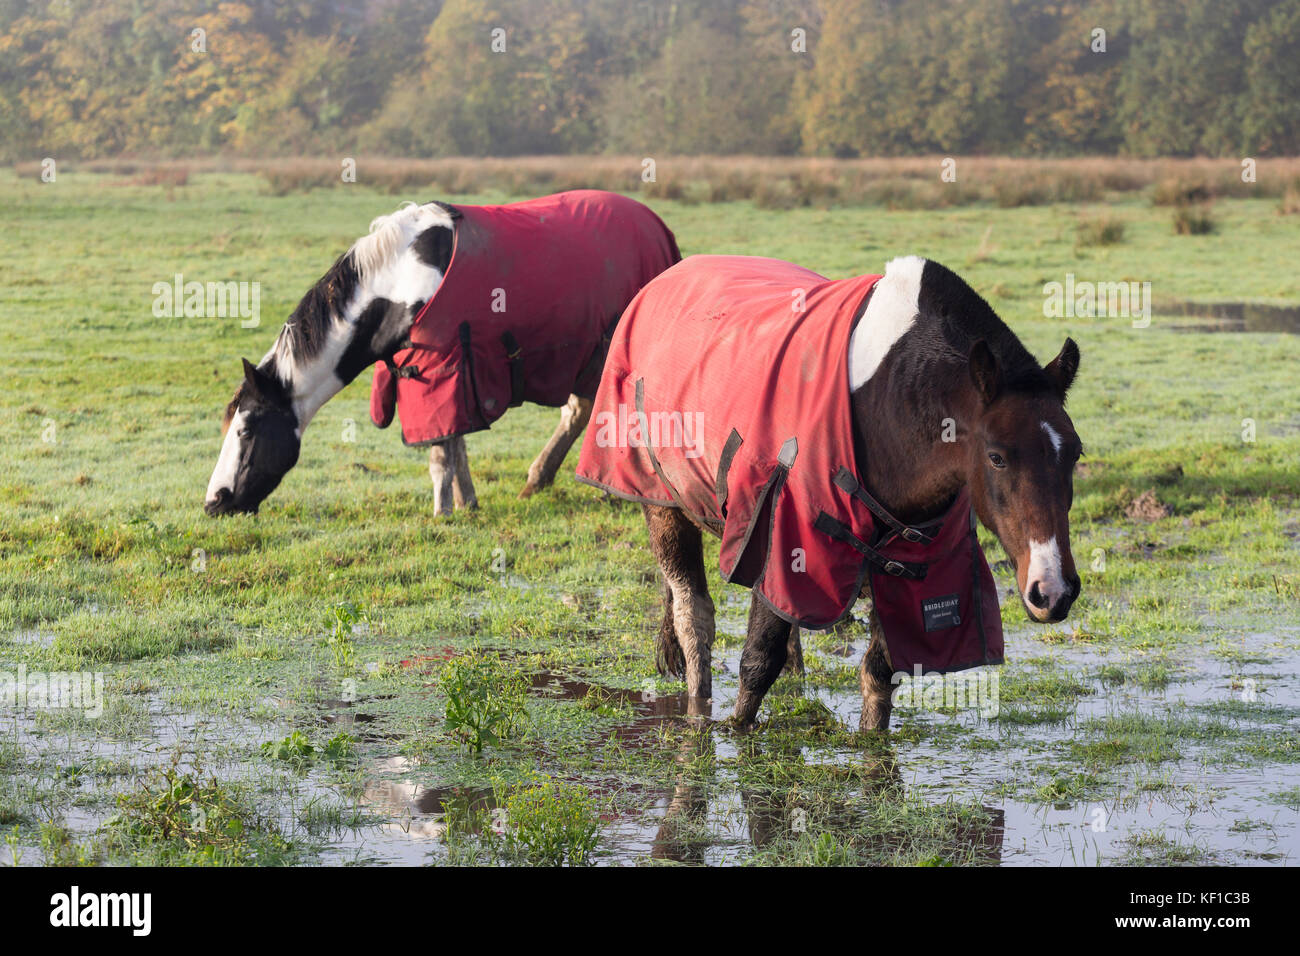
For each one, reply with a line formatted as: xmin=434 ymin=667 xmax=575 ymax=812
xmin=385 ymin=358 xmax=418 ymax=379
xmin=576 ymin=254 xmax=1003 ymax=675
xmin=634 ymin=378 xmax=688 ymax=511
xmin=501 ymin=331 xmax=525 ymax=407
xmin=812 ymin=512 xmax=927 ymax=579
xmin=369 ymin=190 xmax=680 ymax=445
xmin=572 ymin=312 xmax=623 ymax=395
xmin=832 ymin=467 xmax=934 ymax=545
xmin=381 ymin=338 xmax=419 ymax=379
xmin=715 ymin=428 xmax=744 ymax=515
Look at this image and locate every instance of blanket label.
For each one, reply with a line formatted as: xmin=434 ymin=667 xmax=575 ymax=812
xmin=921 ymin=593 xmax=962 ymax=632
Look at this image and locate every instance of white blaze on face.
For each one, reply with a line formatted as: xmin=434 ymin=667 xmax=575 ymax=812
xmin=207 ymin=408 xmax=247 ymax=502
xmin=1025 ymin=536 xmax=1068 ymax=616
xmin=1041 ymin=420 xmax=1063 ymax=459
xmin=848 ymin=255 xmax=926 ymax=391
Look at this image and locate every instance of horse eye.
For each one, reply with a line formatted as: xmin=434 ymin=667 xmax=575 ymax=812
xmin=988 ymin=453 xmax=1006 ymax=469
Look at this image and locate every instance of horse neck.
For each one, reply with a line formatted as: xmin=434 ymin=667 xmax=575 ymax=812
xmin=849 ymin=359 xmax=970 ymax=525
xmin=273 ymin=296 xmax=416 ymax=432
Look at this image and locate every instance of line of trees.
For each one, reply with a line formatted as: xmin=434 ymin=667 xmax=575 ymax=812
xmin=2 ymin=0 xmax=1298 ymax=162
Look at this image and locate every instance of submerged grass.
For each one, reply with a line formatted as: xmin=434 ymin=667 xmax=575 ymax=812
xmin=99 ymin=762 xmax=304 ymax=866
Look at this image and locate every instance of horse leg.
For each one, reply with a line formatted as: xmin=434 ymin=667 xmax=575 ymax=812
xmin=644 ymin=504 xmax=714 ymax=707
xmin=428 ymin=439 xmax=457 ymax=516
xmin=783 ymin=625 xmax=804 ymax=676
xmin=655 ymin=573 xmax=685 ymax=679
xmin=859 ymin=604 xmax=895 ymax=732
xmin=519 ymin=394 xmax=593 ymax=498
xmin=449 ymin=436 xmax=477 ymax=510
xmin=733 ymin=597 xmax=793 ymax=727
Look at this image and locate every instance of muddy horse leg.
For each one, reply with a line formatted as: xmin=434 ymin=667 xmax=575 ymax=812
xmin=655 ymin=573 xmax=685 ymax=678
xmin=644 ymin=504 xmax=715 ymax=707
xmin=783 ymin=625 xmax=804 ymax=676
xmin=519 ymin=394 xmax=593 ymax=498
xmin=733 ymin=597 xmax=794 ymax=727
xmin=859 ymin=605 xmax=895 ymax=731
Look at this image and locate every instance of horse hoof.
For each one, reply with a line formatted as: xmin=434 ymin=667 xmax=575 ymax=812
xmin=721 ymin=714 xmax=758 ymax=733
xmin=518 ymin=484 xmax=537 ymax=499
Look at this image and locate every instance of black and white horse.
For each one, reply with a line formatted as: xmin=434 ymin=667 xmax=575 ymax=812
xmin=204 ymin=202 xmax=592 ymax=516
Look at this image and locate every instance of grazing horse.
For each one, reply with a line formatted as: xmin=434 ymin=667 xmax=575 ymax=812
xmin=576 ymin=254 xmax=1082 ymax=730
xmin=205 ymin=190 xmax=679 ymax=516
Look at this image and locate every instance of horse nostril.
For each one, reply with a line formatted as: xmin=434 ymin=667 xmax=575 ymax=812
xmin=204 ymin=488 xmax=233 ymax=516
xmin=1027 ymin=581 xmax=1050 ymax=609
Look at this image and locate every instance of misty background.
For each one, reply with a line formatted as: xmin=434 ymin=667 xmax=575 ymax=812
xmin=1 ymin=0 xmax=1297 ymax=163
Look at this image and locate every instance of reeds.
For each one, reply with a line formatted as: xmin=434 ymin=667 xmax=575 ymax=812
xmin=13 ymin=155 xmax=1300 ymax=209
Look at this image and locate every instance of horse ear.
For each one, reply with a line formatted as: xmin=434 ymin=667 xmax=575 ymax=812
xmin=1044 ymin=337 xmax=1080 ymax=398
xmin=242 ymin=358 xmax=267 ymax=400
xmin=969 ymin=340 xmax=1000 ymax=405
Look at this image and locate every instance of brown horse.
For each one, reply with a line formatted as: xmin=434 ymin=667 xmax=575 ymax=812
xmin=577 ymin=255 xmax=1082 ymax=730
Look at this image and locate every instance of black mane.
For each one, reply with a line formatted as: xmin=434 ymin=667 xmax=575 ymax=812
xmin=866 ymin=258 xmax=1055 ymax=448
xmin=274 ymin=250 xmax=361 ymax=369
xmin=894 ymin=256 xmax=1055 ymax=398
xmin=908 ymin=258 xmax=1052 ymax=394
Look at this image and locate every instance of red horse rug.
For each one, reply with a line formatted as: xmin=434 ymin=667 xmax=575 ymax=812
xmin=370 ymin=190 xmax=680 ymax=445
xmin=575 ymin=255 xmax=1003 ymax=676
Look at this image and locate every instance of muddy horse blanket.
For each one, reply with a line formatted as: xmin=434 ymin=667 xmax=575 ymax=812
xmin=575 ymin=255 xmax=1002 ymax=675
xmin=370 ymin=190 xmax=680 ymax=445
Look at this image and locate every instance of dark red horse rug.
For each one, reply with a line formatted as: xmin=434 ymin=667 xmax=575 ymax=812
xmin=370 ymin=190 xmax=680 ymax=445
xmin=576 ymin=255 xmax=1003 ymax=676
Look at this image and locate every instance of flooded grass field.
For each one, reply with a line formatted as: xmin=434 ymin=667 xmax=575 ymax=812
xmin=1 ymin=171 xmax=1298 ymax=866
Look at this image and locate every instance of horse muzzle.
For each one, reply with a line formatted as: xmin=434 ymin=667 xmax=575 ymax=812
xmin=1024 ymin=572 xmax=1080 ymax=623
xmin=204 ymin=487 xmax=256 ymax=516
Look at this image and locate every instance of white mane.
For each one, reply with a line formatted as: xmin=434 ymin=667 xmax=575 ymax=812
xmin=351 ymin=201 xmax=456 ymax=283
xmin=265 ymin=201 xmax=456 ymax=390
xmin=847 ymin=255 xmax=927 ymax=391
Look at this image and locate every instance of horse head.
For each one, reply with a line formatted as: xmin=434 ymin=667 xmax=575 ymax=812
xmin=962 ymin=336 xmax=1082 ymax=622
xmin=850 ymin=256 xmax=1083 ymax=624
xmin=205 ymin=358 xmax=300 ymax=515
xmin=203 ymin=201 xmax=455 ymax=516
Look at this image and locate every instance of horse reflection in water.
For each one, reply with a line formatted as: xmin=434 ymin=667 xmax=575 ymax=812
xmin=359 ymin=673 xmax=1006 ymax=864
xmin=362 ymin=756 xmax=499 ymax=844
xmin=647 ymin=704 xmax=1006 ymax=866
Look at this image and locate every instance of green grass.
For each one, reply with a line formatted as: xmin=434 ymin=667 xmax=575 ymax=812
xmin=1 ymin=169 xmax=1297 ymax=866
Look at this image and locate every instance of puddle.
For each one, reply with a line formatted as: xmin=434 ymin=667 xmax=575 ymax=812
xmin=529 ymin=668 xmax=693 ymax=719
xmin=331 ymin=627 xmax=1300 ymax=866
xmin=874 ymin=630 xmax=1300 ymax=866
xmin=0 ymin=687 xmax=295 ymax=866
xmin=314 ymin=694 xmax=399 ymax=743
xmin=5 ymin=616 xmax=1296 ymax=866
xmin=1159 ymin=300 xmax=1300 ymax=333
xmin=360 ymin=759 xmax=497 ymax=840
